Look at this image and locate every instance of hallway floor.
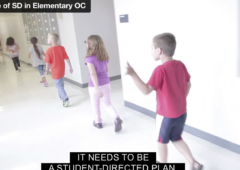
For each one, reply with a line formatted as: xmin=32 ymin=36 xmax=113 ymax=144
xmin=0 ymin=56 xmax=240 ymax=170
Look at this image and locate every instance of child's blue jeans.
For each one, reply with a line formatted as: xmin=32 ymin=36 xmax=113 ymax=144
xmin=54 ymin=78 xmax=68 ymax=101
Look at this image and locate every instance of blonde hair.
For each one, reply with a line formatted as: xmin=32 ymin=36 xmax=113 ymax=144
xmin=48 ymin=33 xmax=59 ymax=42
xmin=86 ymin=35 xmax=109 ymax=61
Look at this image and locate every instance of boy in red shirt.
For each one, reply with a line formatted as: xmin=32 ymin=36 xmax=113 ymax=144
xmin=45 ymin=33 xmax=73 ymax=107
xmin=126 ymin=33 xmax=203 ymax=170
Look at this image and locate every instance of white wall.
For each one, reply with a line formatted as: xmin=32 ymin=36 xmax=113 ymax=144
xmin=114 ymin=0 xmax=240 ymax=145
xmin=0 ymin=13 xmax=82 ymax=84
xmin=72 ymin=0 xmax=121 ymax=84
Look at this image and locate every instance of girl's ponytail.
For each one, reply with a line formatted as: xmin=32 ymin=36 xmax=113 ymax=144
xmin=31 ymin=37 xmax=41 ymax=60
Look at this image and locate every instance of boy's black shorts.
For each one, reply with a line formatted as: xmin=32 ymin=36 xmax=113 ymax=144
xmin=158 ymin=113 xmax=187 ymax=143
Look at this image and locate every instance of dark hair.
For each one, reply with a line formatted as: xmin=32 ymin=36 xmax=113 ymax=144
xmin=31 ymin=37 xmax=41 ymax=60
xmin=6 ymin=37 xmax=15 ymax=46
xmin=153 ymin=33 xmax=176 ymax=57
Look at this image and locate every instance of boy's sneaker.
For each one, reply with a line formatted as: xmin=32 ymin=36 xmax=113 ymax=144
xmin=18 ymin=67 xmax=21 ymax=71
xmin=44 ymin=83 xmax=48 ymax=87
xmin=114 ymin=118 xmax=123 ymax=132
xmin=16 ymin=70 xmax=19 ymax=73
xmin=63 ymin=99 xmax=69 ymax=107
xmin=93 ymin=121 xmax=103 ymax=129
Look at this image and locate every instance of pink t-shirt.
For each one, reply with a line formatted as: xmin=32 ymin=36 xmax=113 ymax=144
xmin=8 ymin=43 xmax=19 ymax=58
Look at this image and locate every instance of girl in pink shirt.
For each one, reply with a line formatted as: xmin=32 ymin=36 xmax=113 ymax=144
xmin=6 ymin=37 xmax=21 ymax=72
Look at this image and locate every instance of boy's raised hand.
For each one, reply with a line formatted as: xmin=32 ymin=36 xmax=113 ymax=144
xmin=125 ymin=62 xmax=135 ymax=76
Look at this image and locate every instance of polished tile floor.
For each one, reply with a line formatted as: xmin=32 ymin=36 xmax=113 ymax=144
xmin=0 ymin=56 xmax=240 ymax=170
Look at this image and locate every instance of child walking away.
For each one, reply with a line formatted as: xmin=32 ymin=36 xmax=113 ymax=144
xmin=6 ymin=37 xmax=21 ymax=72
xmin=125 ymin=33 xmax=203 ymax=170
xmin=0 ymin=40 xmax=6 ymax=63
xmin=85 ymin=35 xmax=123 ymax=132
xmin=28 ymin=37 xmax=48 ymax=87
xmin=44 ymin=33 xmax=73 ymax=107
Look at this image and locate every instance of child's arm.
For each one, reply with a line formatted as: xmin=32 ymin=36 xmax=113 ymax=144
xmin=15 ymin=44 xmax=20 ymax=51
xmin=45 ymin=63 xmax=50 ymax=75
xmin=44 ymin=49 xmax=51 ymax=74
xmin=62 ymin=48 xmax=73 ymax=73
xmin=42 ymin=51 xmax=45 ymax=56
xmin=66 ymin=59 xmax=73 ymax=73
xmin=87 ymin=63 xmax=99 ymax=88
xmin=187 ymin=81 xmax=191 ymax=96
xmin=125 ymin=62 xmax=154 ymax=95
xmin=28 ymin=52 xmax=31 ymax=58
xmin=13 ymin=45 xmax=20 ymax=53
xmin=42 ymin=51 xmax=45 ymax=60
xmin=87 ymin=63 xmax=103 ymax=97
xmin=6 ymin=47 xmax=10 ymax=52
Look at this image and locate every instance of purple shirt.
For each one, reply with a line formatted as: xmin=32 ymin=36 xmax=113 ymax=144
xmin=85 ymin=55 xmax=110 ymax=87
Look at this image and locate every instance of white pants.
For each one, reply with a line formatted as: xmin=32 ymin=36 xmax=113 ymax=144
xmin=88 ymin=83 xmax=119 ymax=123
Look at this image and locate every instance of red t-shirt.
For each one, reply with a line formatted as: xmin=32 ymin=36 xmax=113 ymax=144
xmin=44 ymin=46 xmax=69 ymax=79
xmin=147 ymin=60 xmax=191 ymax=118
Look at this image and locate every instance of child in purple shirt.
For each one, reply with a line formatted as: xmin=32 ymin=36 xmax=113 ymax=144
xmin=86 ymin=56 xmax=110 ymax=87
xmin=85 ymin=35 xmax=122 ymax=132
